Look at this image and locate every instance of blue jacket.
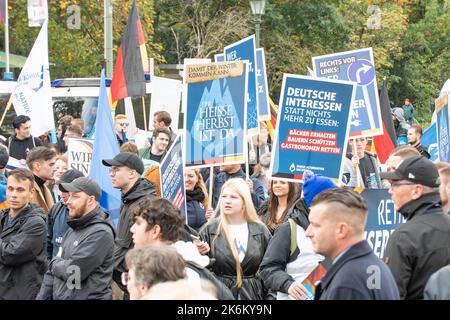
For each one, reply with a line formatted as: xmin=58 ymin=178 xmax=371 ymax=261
xmin=186 ymin=199 xmax=207 ymax=231
xmin=47 ymin=202 xmax=69 ymax=262
xmin=316 ymin=241 xmax=399 ymax=300
xmin=206 ymin=168 xmax=266 ymax=210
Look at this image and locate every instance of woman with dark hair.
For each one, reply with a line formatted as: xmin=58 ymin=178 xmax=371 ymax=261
xmin=258 ymin=180 xmax=300 ymax=234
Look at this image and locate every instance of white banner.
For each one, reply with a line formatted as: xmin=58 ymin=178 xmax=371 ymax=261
xmin=149 ymin=76 xmax=182 ymax=130
xmin=27 ymin=0 xmax=48 ymax=27
xmin=12 ymin=19 xmax=54 ymax=137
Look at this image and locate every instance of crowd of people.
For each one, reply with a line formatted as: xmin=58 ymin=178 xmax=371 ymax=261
xmin=1 ymin=106 xmax=450 ymax=301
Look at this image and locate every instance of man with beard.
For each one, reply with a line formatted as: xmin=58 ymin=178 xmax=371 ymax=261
xmin=407 ymin=125 xmax=430 ymax=159
xmin=435 ymin=162 xmax=450 ymax=214
xmin=138 ymin=127 xmax=171 ymax=162
xmin=37 ymin=177 xmax=115 ymax=300
xmin=102 ymin=152 xmax=156 ymax=298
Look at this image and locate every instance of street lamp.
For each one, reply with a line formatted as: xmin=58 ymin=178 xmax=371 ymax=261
xmin=250 ymin=0 xmax=266 ymax=48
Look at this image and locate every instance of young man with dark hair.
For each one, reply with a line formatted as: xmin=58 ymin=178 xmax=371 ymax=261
xmin=102 ymin=152 xmax=157 ymax=298
xmin=407 ymin=125 xmax=430 ymax=159
xmin=153 ymin=110 xmax=177 ymax=147
xmin=138 ymin=127 xmax=170 ymax=162
xmin=8 ymin=115 xmax=42 ymax=163
xmin=0 ymin=168 xmax=47 ymax=300
xmin=26 ymin=146 xmax=57 ymax=213
xmin=305 ymin=188 xmax=399 ymax=300
xmin=130 ymin=197 xmax=234 ymax=300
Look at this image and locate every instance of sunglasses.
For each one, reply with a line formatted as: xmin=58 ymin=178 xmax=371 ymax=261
xmin=119 ymin=122 xmax=129 ymax=127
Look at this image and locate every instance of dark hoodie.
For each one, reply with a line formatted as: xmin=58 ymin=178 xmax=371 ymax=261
xmin=259 ymin=198 xmax=315 ymax=294
xmin=113 ymin=178 xmax=156 ymax=290
xmin=0 ymin=204 xmax=47 ymax=300
xmin=37 ymin=206 xmax=116 ymax=300
xmin=384 ymin=192 xmax=450 ymax=299
xmin=8 ymin=134 xmax=42 ymax=160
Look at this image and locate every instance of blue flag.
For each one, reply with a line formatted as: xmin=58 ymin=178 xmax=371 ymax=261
xmin=89 ymin=69 xmax=121 ymax=226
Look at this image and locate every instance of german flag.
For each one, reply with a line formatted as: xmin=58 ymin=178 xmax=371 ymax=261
xmin=266 ymin=97 xmax=278 ymax=141
xmin=110 ymin=0 xmax=149 ymax=103
xmin=373 ymin=82 xmax=397 ymax=164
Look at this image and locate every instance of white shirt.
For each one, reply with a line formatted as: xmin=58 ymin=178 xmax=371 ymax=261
xmin=227 ymin=223 xmax=248 ymax=262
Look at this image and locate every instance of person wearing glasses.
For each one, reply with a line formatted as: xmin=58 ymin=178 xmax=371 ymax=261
xmin=114 ymin=114 xmax=129 ymax=147
xmin=36 ymin=177 xmax=115 ymax=300
xmin=380 ymin=156 xmax=450 ymax=300
xmin=102 ymin=152 xmax=156 ymax=299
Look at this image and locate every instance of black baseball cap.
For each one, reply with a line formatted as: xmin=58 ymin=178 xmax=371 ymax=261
xmin=380 ymin=156 xmax=440 ymax=188
xmin=102 ymin=152 xmax=144 ymax=175
xmin=58 ymin=169 xmax=85 ymax=190
xmin=60 ymin=177 xmax=102 ymax=200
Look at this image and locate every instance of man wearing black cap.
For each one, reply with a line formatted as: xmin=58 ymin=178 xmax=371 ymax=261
xmin=102 ymin=152 xmax=156 ymax=298
xmin=380 ymin=156 xmax=450 ymax=300
xmin=46 ymin=169 xmax=84 ymax=262
xmin=37 ymin=177 xmax=116 ymax=300
xmin=8 ymin=115 xmax=42 ymax=163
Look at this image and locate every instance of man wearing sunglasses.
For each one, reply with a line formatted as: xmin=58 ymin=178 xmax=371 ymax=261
xmin=380 ymin=156 xmax=450 ymax=300
xmin=114 ymin=114 xmax=129 ymax=147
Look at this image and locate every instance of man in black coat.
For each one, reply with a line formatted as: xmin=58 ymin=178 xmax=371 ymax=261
xmin=0 ymin=168 xmax=47 ymax=300
xmin=306 ymin=188 xmax=399 ymax=300
xmin=8 ymin=115 xmax=42 ymax=163
xmin=102 ymin=152 xmax=157 ymax=297
xmin=36 ymin=177 xmax=115 ymax=300
xmin=381 ymin=156 xmax=450 ymax=299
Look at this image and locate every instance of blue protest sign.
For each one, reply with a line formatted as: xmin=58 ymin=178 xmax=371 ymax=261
xmin=214 ymin=53 xmax=225 ymax=62
xmin=436 ymin=94 xmax=450 ymax=162
xmin=359 ymin=189 xmax=406 ymax=258
xmin=312 ymin=48 xmax=383 ymax=138
xmin=256 ymin=48 xmax=270 ymax=121
xmin=224 ymin=35 xmax=259 ymax=135
xmin=160 ymin=134 xmax=187 ymax=217
xmin=270 ymin=74 xmax=356 ymax=182
xmin=184 ymin=61 xmax=248 ymax=168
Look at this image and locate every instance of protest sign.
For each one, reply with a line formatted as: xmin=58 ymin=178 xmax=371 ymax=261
xmin=270 ymin=74 xmax=356 ymax=182
xmin=312 ymin=48 xmax=382 ymax=138
xmin=68 ymin=137 xmax=93 ymax=176
xmin=224 ymin=35 xmax=259 ymax=135
xmin=435 ymin=94 xmax=450 ymax=162
xmin=160 ymin=135 xmax=186 ymax=217
xmin=358 ymin=188 xmax=406 ymax=258
xmin=214 ymin=53 xmax=225 ymax=62
xmin=256 ymin=48 xmax=270 ymax=121
xmin=184 ymin=61 xmax=248 ymax=168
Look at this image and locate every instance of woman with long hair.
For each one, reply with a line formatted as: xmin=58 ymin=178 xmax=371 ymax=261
xmin=184 ymin=168 xmax=209 ymax=231
xmin=258 ymin=180 xmax=300 ymax=234
xmin=199 ymin=178 xmax=271 ymax=300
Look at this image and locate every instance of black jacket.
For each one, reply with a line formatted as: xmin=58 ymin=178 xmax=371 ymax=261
xmin=384 ymin=192 xmax=450 ymax=300
xmin=259 ymin=199 xmax=311 ymax=294
xmin=186 ymin=187 xmax=207 ymax=231
xmin=199 ymin=218 xmax=271 ymax=300
xmin=113 ymin=178 xmax=156 ymax=289
xmin=0 ymin=204 xmax=47 ymax=300
xmin=413 ymin=143 xmax=430 ymax=159
xmin=206 ymin=168 xmax=266 ymax=211
xmin=37 ymin=206 xmax=115 ymax=300
xmin=8 ymin=134 xmax=42 ymax=161
xmin=316 ymin=241 xmax=399 ymax=300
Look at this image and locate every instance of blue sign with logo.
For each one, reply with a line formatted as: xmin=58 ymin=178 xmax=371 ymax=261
xmin=312 ymin=48 xmax=383 ymax=138
xmin=360 ymin=189 xmax=406 ymax=258
xmin=224 ymin=35 xmax=259 ymax=134
xmin=270 ymin=74 xmax=356 ymax=182
xmin=436 ymin=94 xmax=450 ymax=162
xmin=184 ymin=62 xmax=248 ymax=168
xmin=160 ymin=135 xmax=187 ymax=217
xmin=256 ymin=48 xmax=270 ymax=121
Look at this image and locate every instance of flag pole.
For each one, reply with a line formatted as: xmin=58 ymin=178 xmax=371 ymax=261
xmin=5 ymin=0 xmax=9 ymax=74
xmin=208 ymin=166 xmax=213 ymax=209
xmin=0 ymin=94 xmax=14 ymax=128
xmin=141 ymin=96 xmax=147 ymax=132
